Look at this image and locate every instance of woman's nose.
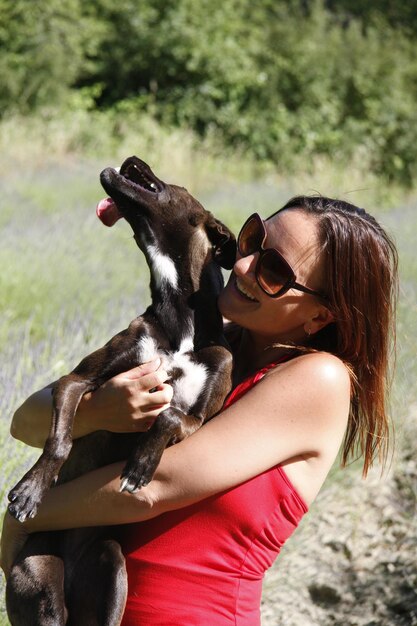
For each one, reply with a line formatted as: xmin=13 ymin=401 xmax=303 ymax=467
xmin=234 ymin=251 xmax=259 ymax=276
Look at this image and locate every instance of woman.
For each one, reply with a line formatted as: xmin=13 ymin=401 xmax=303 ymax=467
xmin=1 ymin=196 xmax=398 ymax=625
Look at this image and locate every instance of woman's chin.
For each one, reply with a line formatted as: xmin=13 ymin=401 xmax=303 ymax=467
xmin=218 ymin=287 xmax=257 ymax=329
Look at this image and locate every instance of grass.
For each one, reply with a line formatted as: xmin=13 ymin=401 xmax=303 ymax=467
xmin=0 ymin=111 xmax=416 ymax=625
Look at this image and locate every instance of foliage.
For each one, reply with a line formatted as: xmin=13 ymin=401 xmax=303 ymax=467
xmin=0 ymin=0 xmax=99 ymax=112
xmin=1 ymin=0 xmax=417 ymax=185
xmin=325 ymin=0 xmax=417 ymax=36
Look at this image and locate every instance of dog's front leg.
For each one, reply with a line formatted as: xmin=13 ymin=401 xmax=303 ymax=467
xmin=8 ymin=318 xmax=148 ymax=521
xmin=8 ymin=375 xmax=95 ymax=522
xmin=119 ymin=409 xmax=202 ymax=493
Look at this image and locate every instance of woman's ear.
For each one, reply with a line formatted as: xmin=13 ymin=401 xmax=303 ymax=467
xmin=304 ymin=306 xmax=334 ymax=335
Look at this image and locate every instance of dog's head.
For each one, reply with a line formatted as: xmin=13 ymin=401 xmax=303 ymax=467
xmin=97 ymin=156 xmax=236 ymax=270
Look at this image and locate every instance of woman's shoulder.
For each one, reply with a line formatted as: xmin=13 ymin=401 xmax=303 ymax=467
xmin=260 ymin=351 xmax=351 ymax=431
xmin=267 ymin=350 xmax=351 ymax=388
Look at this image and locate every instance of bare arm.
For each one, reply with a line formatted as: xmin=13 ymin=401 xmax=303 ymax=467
xmin=2 ymin=352 xmax=350 ymax=576
xmin=10 ymin=359 xmax=173 ymax=448
xmin=14 ymin=352 xmax=350 ymax=530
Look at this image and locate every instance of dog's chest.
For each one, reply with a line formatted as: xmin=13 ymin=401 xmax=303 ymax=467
xmin=136 ymin=336 xmax=208 ymax=412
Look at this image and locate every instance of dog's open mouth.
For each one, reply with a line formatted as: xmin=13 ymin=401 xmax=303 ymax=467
xmin=121 ymin=160 xmax=161 ymax=194
xmin=97 ymin=157 xmax=164 ymax=227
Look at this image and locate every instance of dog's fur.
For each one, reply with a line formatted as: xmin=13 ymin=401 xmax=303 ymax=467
xmin=6 ymin=157 xmax=235 ymax=625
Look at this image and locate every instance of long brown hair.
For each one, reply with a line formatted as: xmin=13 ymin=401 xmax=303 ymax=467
xmin=279 ymin=196 xmax=399 ymax=476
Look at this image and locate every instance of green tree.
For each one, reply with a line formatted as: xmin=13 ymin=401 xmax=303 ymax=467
xmin=0 ymin=0 xmax=98 ymax=113
xmin=1 ymin=0 xmax=417 ymax=184
xmin=325 ymin=0 xmax=417 ymax=36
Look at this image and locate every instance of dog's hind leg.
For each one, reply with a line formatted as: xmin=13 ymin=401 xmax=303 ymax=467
xmin=6 ymin=552 xmax=67 ymax=626
xmin=66 ymin=538 xmax=127 ymax=626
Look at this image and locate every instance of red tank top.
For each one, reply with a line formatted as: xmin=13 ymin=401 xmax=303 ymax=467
xmin=120 ymin=361 xmax=308 ymax=626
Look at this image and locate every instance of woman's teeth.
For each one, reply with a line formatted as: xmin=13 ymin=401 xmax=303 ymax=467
xmin=235 ymin=277 xmax=257 ymax=301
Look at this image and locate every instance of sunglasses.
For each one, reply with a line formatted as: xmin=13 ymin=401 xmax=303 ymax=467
xmin=237 ymin=213 xmax=328 ymax=301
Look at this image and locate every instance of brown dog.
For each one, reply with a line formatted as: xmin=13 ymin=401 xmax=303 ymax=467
xmin=6 ymin=156 xmax=235 ymax=625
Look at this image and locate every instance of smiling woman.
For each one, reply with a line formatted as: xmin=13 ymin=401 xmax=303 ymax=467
xmin=223 ymin=196 xmax=397 ymax=474
xmin=219 ymin=208 xmax=332 ymax=349
xmin=2 ymin=194 xmax=398 ymax=626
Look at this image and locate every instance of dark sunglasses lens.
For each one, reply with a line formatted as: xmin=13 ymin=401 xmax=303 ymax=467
xmin=257 ymin=250 xmax=292 ymax=295
xmin=239 ymin=216 xmax=263 ymax=256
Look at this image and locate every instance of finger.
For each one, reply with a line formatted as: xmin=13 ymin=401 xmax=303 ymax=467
xmin=144 ymin=385 xmax=173 ymax=406
xmin=113 ymin=358 xmax=162 ymax=381
xmin=141 ymin=403 xmax=171 ymax=419
xmin=138 ymin=369 xmax=170 ymax=391
xmin=159 ymin=382 xmax=174 ymax=403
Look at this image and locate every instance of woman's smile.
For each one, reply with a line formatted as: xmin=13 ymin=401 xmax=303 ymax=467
xmin=233 ymin=275 xmax=259 ymax=303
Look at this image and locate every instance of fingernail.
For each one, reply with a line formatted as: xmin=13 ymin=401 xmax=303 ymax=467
xmin=154 ymin=357 xmax=161 ymax=368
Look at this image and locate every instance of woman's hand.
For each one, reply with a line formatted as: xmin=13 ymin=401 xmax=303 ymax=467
xmin=11 ymin=359 xmax=173 ymax=447
xmin=0 ymin=512 xmax=30 ymax=579
xmin=77 ymin=358 xmax=173 ymax=434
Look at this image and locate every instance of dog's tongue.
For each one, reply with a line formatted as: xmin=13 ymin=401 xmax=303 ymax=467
xmin=96 ymin=197 xmax=122 ymax=227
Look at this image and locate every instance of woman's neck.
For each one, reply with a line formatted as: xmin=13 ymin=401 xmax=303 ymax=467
xmin=230 ymin=326 xmax=299 ymax=384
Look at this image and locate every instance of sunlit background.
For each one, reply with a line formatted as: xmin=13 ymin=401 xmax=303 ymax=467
xmin=1 ymin=1 xmax=416 ymax=624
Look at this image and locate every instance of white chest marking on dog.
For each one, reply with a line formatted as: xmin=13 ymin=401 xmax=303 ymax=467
xmin=136 ymin=335 xmax=207 ymax=412
xmin=171 ymin=337 xmax=207 ymax=411
xmin=136 ymin=336 xmax=159 ymax=363
xmin=147 ymin=244 xmax=178 ymax=289
xmin=179 ymin=336 xmax=194 ymax=353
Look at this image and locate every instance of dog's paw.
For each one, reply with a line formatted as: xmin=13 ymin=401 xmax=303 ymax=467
xmin=119 ymin=454 xmax=160 ymax=493
xmin=8 ymin=479 xmax=46 ymax=523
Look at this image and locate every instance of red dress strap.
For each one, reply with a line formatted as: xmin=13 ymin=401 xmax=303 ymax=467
xmin=224 ymin=355 xmax=294 ymax=408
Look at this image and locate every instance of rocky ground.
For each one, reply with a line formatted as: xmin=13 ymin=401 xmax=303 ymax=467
xmin=261 ymin=438 xmax=417 ymax=626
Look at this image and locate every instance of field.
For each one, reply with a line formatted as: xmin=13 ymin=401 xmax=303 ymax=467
xmin=0 ymin=115 xmax=416 ymax=624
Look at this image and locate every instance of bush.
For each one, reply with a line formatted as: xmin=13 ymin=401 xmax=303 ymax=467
xmin=1 ymin=0 xmax=417 ymax=185
xmin=0 ymin=0 xmax=100 ymax=113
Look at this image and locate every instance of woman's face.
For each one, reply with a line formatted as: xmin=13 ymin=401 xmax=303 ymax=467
xmin=218 ymin=208 xmax=330 ymax=347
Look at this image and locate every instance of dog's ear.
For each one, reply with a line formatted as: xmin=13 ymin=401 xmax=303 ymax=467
xmin=205 ymin=215 xmax=236 ymax=270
